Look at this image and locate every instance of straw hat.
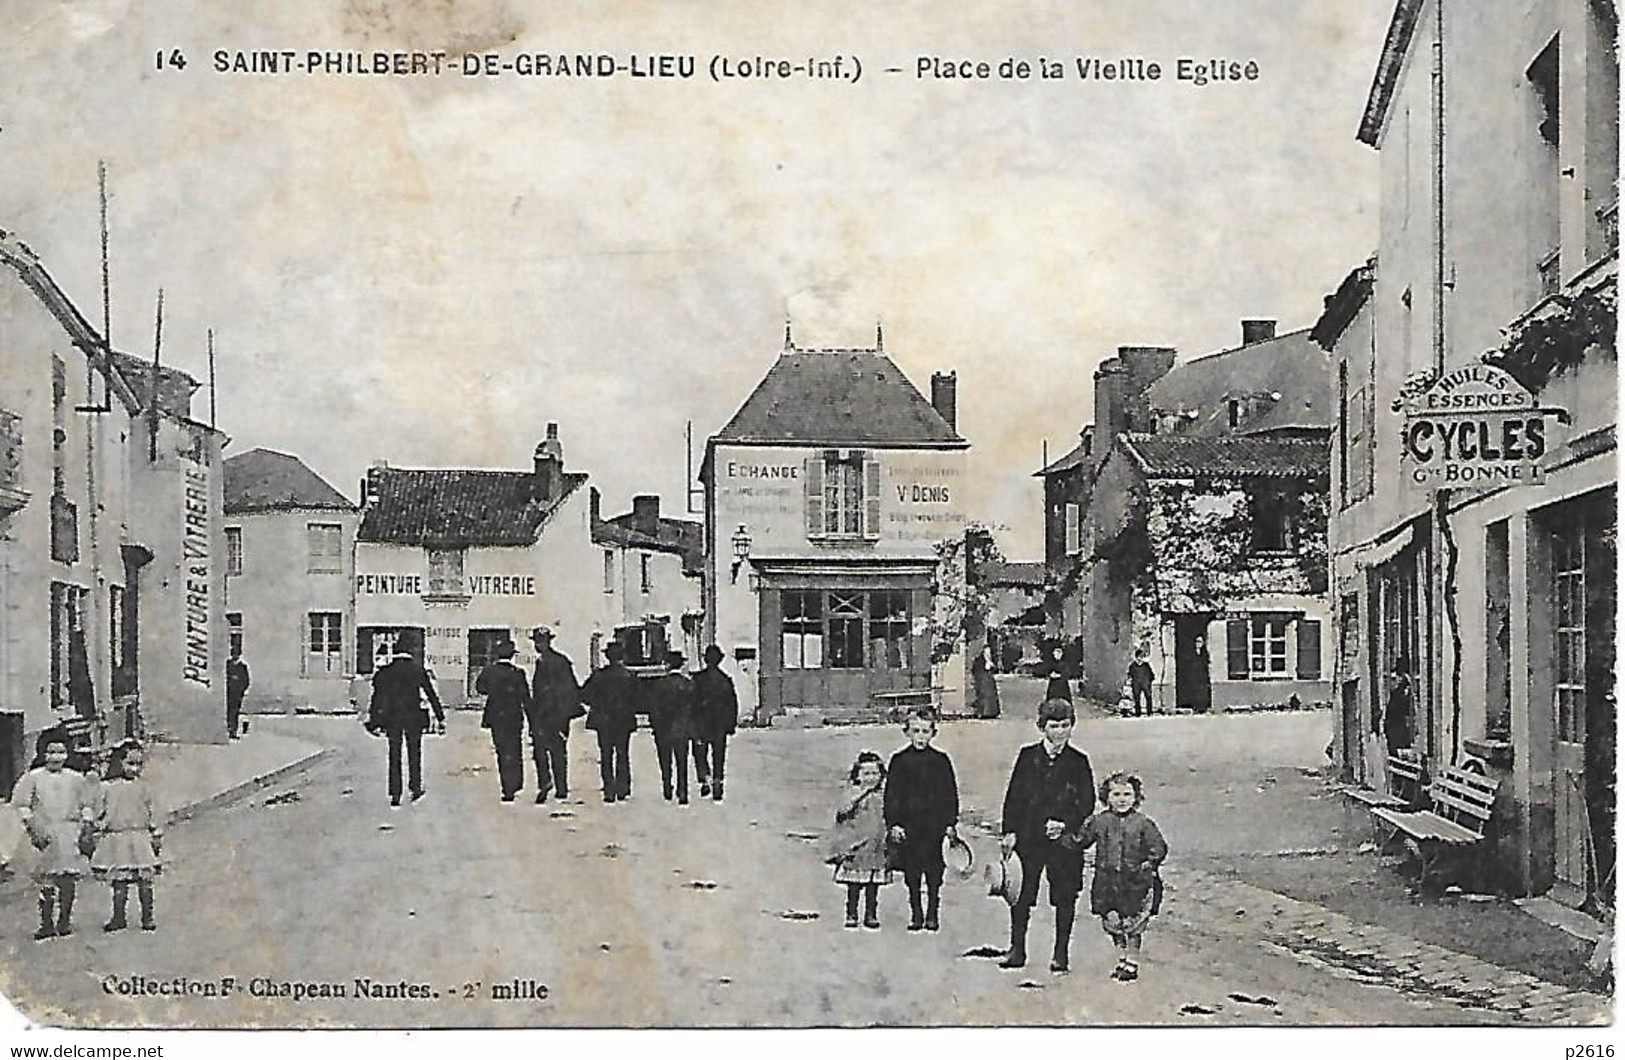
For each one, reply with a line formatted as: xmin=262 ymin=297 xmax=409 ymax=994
xmin=984 ymin=848 xmax=1024 ymax=906
xmin=945 ymin=834 xmax=975 ymax=881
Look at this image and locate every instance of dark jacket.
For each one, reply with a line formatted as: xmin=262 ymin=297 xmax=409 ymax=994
xmin=691 ymin=665 xmax=739 ymax=741
xmin=531 ymin=646 xmax=584 ymax=732
xmin=883 ymin=745 xmax=959 ymax=838
xmin=369 ymin=656 xmax=445 ymax=733
xmin=581 ymin=662 xmax=640 ymax=737
xmin=1000 ymin=742 xmax=1095 ymax=852
xmin=227 ymin=658 xmax=251 ymax=699
xmin=475 ymin=660 xmax=530 ymax=732
xmin=1074 ymin=809 xmax=1167 ymax=874
xmin=647 ymin=671 xmax=695 ymax=740
xmin=1128 ymin=659 xmax=1154 ymax=689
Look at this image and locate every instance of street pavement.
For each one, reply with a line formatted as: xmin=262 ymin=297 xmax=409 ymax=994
xmin=0 ymin=706 xmax=1608 ymax=1028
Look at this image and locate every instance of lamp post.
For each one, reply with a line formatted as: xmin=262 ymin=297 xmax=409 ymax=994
xmin=729 ymin=524 xmax=752 ymax=583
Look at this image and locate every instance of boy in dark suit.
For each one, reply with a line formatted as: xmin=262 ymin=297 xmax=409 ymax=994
xmin=999 ymin=697 xmax=1096 ymax=972
xmin=884 ymin=709 xmax=960 ymax=931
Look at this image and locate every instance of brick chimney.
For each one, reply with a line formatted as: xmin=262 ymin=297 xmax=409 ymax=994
xmin=930 ymin=371 xmax=958 ymax=432
xmin=533 ymin=423 xmax=564 ymax=503
xmin=1093 ymin=357 xmax=1125 ymax=471
xmin=1241 ymin=319 xmax=1277 ymax=345
xmin=1116 ymin=346 xmax=1177 ymax=432
xmin=632 ymin=495 xmax=661 ymax=535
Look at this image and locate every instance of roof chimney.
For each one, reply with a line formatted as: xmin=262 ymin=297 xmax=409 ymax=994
xmin=1241 ymin=319 xmax=1277 ymax=345
xmin=930 ymin=371 xmax=958 ymax=432
xmin=632 ymin=495 xmax=661 ymax=535
xmin=589 ymin=486 xmax=602 ymax=526
xmin=534 ymin=423 xmax=564 ymax=503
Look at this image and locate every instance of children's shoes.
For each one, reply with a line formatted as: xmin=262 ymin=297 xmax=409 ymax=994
xmin=863 ymin=916 xmax=880 ymax=930
xmin=844 ymin=914 xmax=859 ymax=929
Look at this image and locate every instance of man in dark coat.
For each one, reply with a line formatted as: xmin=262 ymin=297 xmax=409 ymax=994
xmin=226 ymin=647 xmax=251 ymax=740
xmin=647 ymin=650 xmax=695 ymax=805
xmin=884 ymin=709 xmax=960 ymax=931
xmin=690 ymin=645 xmax=738 ymax=802
xmin=1127 ymin=648 xmax=1155 ymax=717
xmin=998 ymin=697 xmax=1096 ymax=972
xmin=366 ymin=648 xmax=446 ymax=807
xmin=581 ymin=642 xmax=640 ymax=803
xmin=529 ymin=627 xmax=584 ymax=804
xmin=474 ymin=640 xmax=530 ymax=803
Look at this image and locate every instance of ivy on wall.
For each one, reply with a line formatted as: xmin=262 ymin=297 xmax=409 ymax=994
xmin=1483 ymin=284 xmax=1618 ymax=392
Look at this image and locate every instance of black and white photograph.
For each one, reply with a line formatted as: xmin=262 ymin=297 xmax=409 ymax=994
xmin=0 ymin=0 xmax=1617 ymax=1044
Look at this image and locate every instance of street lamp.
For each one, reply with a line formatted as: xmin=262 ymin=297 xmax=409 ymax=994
xmin=730 ymin=524 xmax=752 ymax=583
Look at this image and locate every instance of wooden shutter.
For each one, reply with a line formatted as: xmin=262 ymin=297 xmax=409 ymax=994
xmin=357 ymin=628 xmax=375 ymax=675
xmin=1297 ymin=618 xmax=1322 ymax=680
xmin=1226 ymin=619 xmax=1249 ymax=680
xmin=1065 ymin=504 xmax=1080 ymax=554
xmin=804 ymin=456 xmax=824 ymax=538
xmin=862 ymin=454 xmax=881 ymax=539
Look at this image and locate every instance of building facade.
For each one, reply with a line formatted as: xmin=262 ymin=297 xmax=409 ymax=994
xmin=702 ymin=331 xmax=969 ymax=725
xmin=1040 ymin=323 xmax=1334 ymax=711
xmin=591 ymin=490 xmax=703 ymax=672
xmin=353 ymin=425 xmax=601 ymax=708
xmin=1 ymin=231 xmax=229 ymax=797
xmin=223 ymin=448 xmax=358 ymax=714
xmin=1326 ymin=0 xmax=1617 ymax=909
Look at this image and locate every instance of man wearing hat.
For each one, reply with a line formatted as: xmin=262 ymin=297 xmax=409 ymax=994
xmin=474 ymin=639 xmax=531 ymax=803
xmin=997 ymin=697 xmax=1096 ymax=972
xmin=581 ymin=642 xmax=640 ymax=802
xmin=647 ymin=649 xmax=696 ymax=804
xmin=529 ymin=627 xmax=584 ymax=805
xmin=690 ymin=645 xmax=738 ymax=802
xmin=366 ymin=640 xmax=446 ymax=807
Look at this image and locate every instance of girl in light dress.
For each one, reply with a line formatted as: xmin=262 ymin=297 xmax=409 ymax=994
xmin=92 ymin=740 xmax=163 ymax=932
xmin=13 ymin=730 xmax=94 ymax=940
xmin=832 ymin=751 xmax=893 ymax=930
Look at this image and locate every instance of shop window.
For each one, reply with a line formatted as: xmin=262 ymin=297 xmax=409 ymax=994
xmin=781 ymin=590 xmax=823 ymax=670
xmin=1554 ymin=521 xmax=1586 ymax=748
xmin=869 ymin=590 xmax=911 ymax=670
xmin=1249 ymin=616 xmax=1290 ymax=677
xmin=227 ymin=612 xmax=244 ymax=659
xmin=357 ymin=626 xmax=418 ymax=675
xmin=427 ymin=548 xmax=466 ymax=596
xmin=307 ymin=523 xmax=343 ymax=573
xmin=827 ymin=592 xmax=866 ymax=670
xmin=614 ymin=622 xmax=669 ymax=669
xmin=225 ymin=527 xmax=243 ymax=576
xmin=1296 ymin=618 xmax=1321 ymax=680
xmin=305 ymin=612 xmax=344 ymax=675
xmin=467 ymin=628 xmax=511 ymax=695
xmin=804 ymin=452 xmax=880 ymax=540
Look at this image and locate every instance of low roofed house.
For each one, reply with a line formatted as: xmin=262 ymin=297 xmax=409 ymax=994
xmin=592 ymin=490 xmax=705 ymax=673
xmin=1041 ymin=319 xmax=1334 ymax=713
xmin=354 ymin=424 xmax=601 ymax=706
xmin=223 ymin=448 xmax=358 ymax=714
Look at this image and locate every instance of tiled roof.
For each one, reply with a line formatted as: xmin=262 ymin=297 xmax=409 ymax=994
xmin=1123 ymin=435 xmax=1329 ymax=478
xmin=358 ymin=467 xmax=588 ymax=548
xmin=224 ymin=448 xmax=354 ymax=513
xmin=1035 ymin=437 xmax=1091 ymax=477
xmin=109 ymin=350 xmax=200 ymax=419
xmin=713 ymin=346 xmax=965 ymax=448
xmin=1141 ymin=327 xmax=1333 ymax=434
xmin=979 ymin=560 xmax=1045 ymax=588
xmin=1359 ymin=0 xmax=1427 ymax=147
xmin=1310 ymin=260 xmax=1376 ymax=351
xmin=593 ymin=514 xmax=705 ymax=575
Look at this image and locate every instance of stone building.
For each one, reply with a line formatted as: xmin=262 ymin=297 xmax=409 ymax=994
xmin=1324 ymin=0 xmax=1617 ymax=909
xmin=591 ymin=490 xmax=703 ymax=673
xmin=222 ymin=447 xmax=358 ymax=713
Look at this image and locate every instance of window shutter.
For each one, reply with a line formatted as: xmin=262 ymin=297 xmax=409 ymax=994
xmin=804 ymin=457 xmax=824 ymax=538
xmin=1226 ymin=619 xmax=1249 ymax=680
xmin=862 ymin=455 xmax=881 ymax=539
xmin=1065 ymin=504 xmax=1080 ymax=554
xmin=1297 ymin=618 xmax=1322 ymax=680
xmin=357 ymin=628 xmax=375 ymax=675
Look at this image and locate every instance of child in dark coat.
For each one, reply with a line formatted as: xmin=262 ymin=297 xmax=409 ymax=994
xmin=884 ymin=709 xmax=960 ymax=931
xmin=1073 ymin=771 xmax=1168 ymax=982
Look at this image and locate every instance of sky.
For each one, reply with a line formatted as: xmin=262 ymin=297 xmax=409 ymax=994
xmin=4 ymin=0 xmax=1390 ymax=558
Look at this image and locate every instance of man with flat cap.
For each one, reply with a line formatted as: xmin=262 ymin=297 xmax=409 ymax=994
xmin=475 ymin=639 xmax=531 ymax=803
xmin=581 ymin=642 xmax=640 ymax=803
xmin=529 ymin=626 xmax=584 ymax=805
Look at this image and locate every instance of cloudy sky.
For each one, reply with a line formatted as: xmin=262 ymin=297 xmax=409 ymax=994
xmin=6 ymin=0 xmax=1388 ymax=556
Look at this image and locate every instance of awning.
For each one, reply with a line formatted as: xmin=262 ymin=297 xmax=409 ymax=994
xmin=1350 ymin=525 xmax=1415 ymax=569
xmin=749 ymin=555 xmax=937 ymax=590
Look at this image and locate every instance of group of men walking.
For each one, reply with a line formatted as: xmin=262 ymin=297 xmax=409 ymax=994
xmin=468 ymin=629 xmax=739 ymax=807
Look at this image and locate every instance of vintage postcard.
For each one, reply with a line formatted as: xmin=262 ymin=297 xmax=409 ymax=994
xmin=0 ymin=0 xmax=1616 ymax=1041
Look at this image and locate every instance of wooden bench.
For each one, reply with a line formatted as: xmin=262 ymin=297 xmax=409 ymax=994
xmin=1372 ymin=763 xmax=1499 ymax=888
xmin=1339 ymin=748 xmax=1426 ymax=843
xmin=870 ymin=689 xmax=937 ymax=720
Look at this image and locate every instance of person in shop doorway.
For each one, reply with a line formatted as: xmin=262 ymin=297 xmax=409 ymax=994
xmin=648 ymin=650 xmax=696 ymax=805
xmin=582 ymin=642 xmax=640 ymax=803
xmin=1384 ymin=658 xmax=1415 ymax=755
xmin=474 ymin=640 xmax=530 ymax=804
xmin=367 ymin=647 xmax=446 ymax=807
xmin=226 ymin=647 xmax=250 ymax=740
xmin=529 ymin=627 xmax=584 ymax=805
xmin=971 ymin=640 xmax=1002 ymax=719
xmin=691 ymin=645 xmax=738 ymax=802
